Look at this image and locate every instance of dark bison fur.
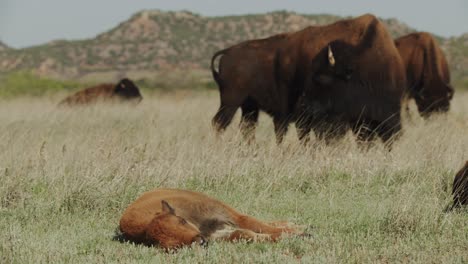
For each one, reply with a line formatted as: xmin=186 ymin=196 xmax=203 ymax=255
xmin=211 ymin=14 xmax=406 ymax=145
xmin=450 ymin=161 xmax=468 ymax=210
xmin=59 ymin=78 xmax=143 ymax=106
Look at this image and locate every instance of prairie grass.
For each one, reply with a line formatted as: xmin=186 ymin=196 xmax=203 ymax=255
xmin=0 ymin=91 xmax=467 ymax=263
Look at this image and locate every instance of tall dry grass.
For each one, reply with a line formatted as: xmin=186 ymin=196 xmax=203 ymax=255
xmin=0 ymin=91 xmax=467 ymax=263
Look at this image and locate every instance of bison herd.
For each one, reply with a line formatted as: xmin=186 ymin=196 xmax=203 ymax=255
xmin=54 ymin=13 xmax=466 ymax=250
xmin=210 ymin=14 xmax=454 ymax=146
xmin=60 ymin=14 xmax=454 ymax=147
xmin=211 ymin=14 xmax=406 ymax=145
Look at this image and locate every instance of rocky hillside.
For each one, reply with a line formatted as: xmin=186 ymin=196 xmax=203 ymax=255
xmin=0 ymin=10 xmax=466 ymax=85
xmin=0 ymin=41 xmax=9 ymax=52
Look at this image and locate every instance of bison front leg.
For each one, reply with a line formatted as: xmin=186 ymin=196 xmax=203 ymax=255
xmin=295 ymin=116 xmax=313 ymax=144
xmin=352 ymin=116 xmax=402 ymax=150
xmin=273 ymin=117 xmax=290 ymax=145
xmin=351 ymin=119 xmax=378 ymax=142
xmin=376 ymin=116 xmax=402 ymax=149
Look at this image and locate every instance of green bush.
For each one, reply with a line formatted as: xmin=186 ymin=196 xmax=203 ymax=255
xmin=0 ymin=71 xmax=83 ymax=98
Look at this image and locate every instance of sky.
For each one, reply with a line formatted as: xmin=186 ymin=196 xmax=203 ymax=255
xmin=1 ymin=0 xmax=467 ymax=48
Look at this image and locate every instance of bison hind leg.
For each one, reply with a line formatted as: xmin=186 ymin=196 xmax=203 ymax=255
xmin=352 ymin=118 xmax=401 ymax=150
xmin=376 ymin=121 xmax=402 ymax=149
xmin=212 ymin=228 xmax=279 ymax=243
xmin=212 ymin=105 xmax=238 ymax=134
xmin=228 ymin=229 xmax=273 ymax=242
xmin=239 ymin=98 xmax=259 ymax=143
xmin=295 ymin=115 xmax=313 ymax=144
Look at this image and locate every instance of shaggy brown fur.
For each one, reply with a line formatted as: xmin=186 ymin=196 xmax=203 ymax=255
xmin=211 ymin=14 xmax=406 ymax=145
xmin=59 ymin=78 xmax=142 ymax=106
xmin=119 ymin=188 xmax=306 ymax=250
xmin=451 ymin=161 xmax=468 ymax=210
xmin=395 ymin=32 xmax=454 ymax=117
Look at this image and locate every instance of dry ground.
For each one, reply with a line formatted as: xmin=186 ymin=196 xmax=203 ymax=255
xmin=0 ymin=91 xmax=467 ymax=263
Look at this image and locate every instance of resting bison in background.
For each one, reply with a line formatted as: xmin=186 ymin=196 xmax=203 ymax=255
xmin=118 ymin=188 xmax=306 ymax=250
xmin=395 ymin=32 xmax=454 ymax=117
xmin=59 ymin=78 xmax=142 ymax=106
xmin=449 ymin=161 xmax=468 ymax=210
xmin=211 ymin=14 xmax=406 ymax=145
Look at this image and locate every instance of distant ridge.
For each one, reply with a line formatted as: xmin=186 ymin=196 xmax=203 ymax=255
xmin=0 ymin=41 xmax=10 ymax=52
xmin=0 ymin=10 xmax=466 ymax=85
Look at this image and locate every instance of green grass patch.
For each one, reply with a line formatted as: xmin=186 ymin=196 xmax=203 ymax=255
xmin=0 ymin=71 xmax=84 ymax=98
xmin=0 ymin=93 xmax=466 ymax=262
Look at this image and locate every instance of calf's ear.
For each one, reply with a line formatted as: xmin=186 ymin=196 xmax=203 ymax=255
xmin=161 ymin=200 xmax=176 ymax=215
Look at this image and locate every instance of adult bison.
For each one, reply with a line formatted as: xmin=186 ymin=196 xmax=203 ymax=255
xmin=211 ymin=14 xmax=406 ymax=145
xmin=395 ymin=32 xmax=454 ymax=118
xmin=59 ymin=78 xmax=143 ymax=106
xmin=449 ymin=161 xmax=468 ymax=210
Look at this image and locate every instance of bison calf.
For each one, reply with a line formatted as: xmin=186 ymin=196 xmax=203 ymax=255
xmin=59 ymin=78 xmax=142 ymax=106
xmin=118 ymin=188 xmax=307 ymax=251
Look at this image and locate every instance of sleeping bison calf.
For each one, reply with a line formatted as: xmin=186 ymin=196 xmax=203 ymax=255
xmin=118 ymin=188 xmax=307 ymax=250
xmin=450 ymin=161 xmax=468 ymax=210
xmin=59 ymin=78 xmax=142 ymax=106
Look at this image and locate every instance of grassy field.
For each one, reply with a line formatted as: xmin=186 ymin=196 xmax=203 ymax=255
xmin=0 ymin=90 xmax=467 ymax=263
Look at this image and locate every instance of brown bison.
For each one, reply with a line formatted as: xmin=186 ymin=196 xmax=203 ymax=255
xmin=395 ymin=32 xmax=454 ymax=117
xmin=59 ymin=78 xmax=142 ymax=106
xmin=450 ymin=161 xmax=468 ymax=210
xmin=118 ymin=188 xmax=306 ymax=250
xmin=211 ymin=14 xmax=406 ymax=144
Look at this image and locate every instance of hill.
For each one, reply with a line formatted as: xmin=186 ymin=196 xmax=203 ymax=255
xmin=0 ymin=41 xmax=10 ymax=52
xmin=0 ymin=10 xmax=466 ymax=87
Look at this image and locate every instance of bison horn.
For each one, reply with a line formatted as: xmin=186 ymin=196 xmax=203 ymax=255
xmin=328 ymin=45 xmax=335 ymax=67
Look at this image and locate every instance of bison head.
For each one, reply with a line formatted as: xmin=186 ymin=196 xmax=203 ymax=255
xmin=414 ymin=83 xmax=454 ymax=118
xmin=114 ymin=78 xmax=143 ymax=103
xmin=314 ymin=41 xmax=355 ymax=86
xmin=145 ymin=200 xmax=208 ymax=250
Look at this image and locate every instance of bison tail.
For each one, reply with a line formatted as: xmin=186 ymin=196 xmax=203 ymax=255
xmin=211 ymin=49 xmax=227 ymax=90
